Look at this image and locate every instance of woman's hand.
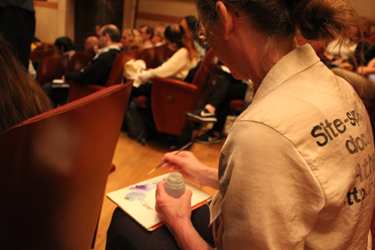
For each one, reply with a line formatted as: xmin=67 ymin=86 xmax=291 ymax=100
xmin=155 ymin=181 xmax=193 ymax=235
xmin=161 ymin=151 xmax=218 ymax=188
xmin=138 ymin=69 xmax=153 ymax=83
xmin=155 ymin=181 xmax=214 ymax=250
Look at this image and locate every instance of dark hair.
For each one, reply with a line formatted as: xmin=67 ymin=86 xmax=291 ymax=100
xmin=164 ymin=24 xmax=198 ymax=61
xmin=102 ymin=25 xmax=121 ymax=43
xmin=54 ymin=37 xmax=75 ymax=52
xmin=139 ymin=25 xmax=155 ymax=39
xmin=0 ymin=35 xmax=52 ymax=135
xmin=184 ymin=15 xmax=203 ymax=44
xmin=198 ymin=0 xmax=360 ymax=43
xmin=184 ymin=16 xmax=200 ymax=37
xmin=164 ymin=24 xmax=185 ymax=48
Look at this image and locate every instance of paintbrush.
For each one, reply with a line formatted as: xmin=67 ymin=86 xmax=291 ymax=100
xmin=145 ymin=141 xmax=193 ymax=176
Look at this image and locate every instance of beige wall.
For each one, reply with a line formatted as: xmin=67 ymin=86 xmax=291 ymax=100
xmin=134 ymin=0 xmax=197 ymax=29
xmin=34 ymin=0 xmax=74 ymax=43
xmin=349 ymin=0 xmax=375 ymax=19
xmin=34 ymin=0 xmax=375 ymax=43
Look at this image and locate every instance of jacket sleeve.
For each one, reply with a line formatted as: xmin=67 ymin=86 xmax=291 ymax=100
xmin=65 ymin=51 xmax=116 ymax=86
xmin=140 ymin=48 xmax=189 ymax=82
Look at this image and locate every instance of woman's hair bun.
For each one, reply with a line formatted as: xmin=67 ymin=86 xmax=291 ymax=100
xmin=288 ymin=0 xmax=360 ymax=42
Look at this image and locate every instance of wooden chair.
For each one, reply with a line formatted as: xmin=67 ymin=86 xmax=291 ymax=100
xmin=30 ymin=48 xmax=45 ymax=62
xmin=35 ymin=54 xmax=68 ymax=86
xmin=41 ymin=46 xmax=57 ymax=58
xmin=68 ymin=50 xmax=138 ymax=102
xmin=66 ymin=51 xmax=93 ymax=72
xmin=30 ymin=46 xmax=57 ymax=63
xmin=137 ymin=46 xmax=157 ymax=69
xmin=150 ymin=49 xmax=218 ymax=141
xmin=106 ymin=50 xmax=139 ymax=87
xmin=0 ymin=82 xmax=133 ymax=250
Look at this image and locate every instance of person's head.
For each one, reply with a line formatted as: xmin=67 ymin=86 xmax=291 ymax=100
xmin=84 ymin=36 xmax=99 ymax=52
xmin=0 ymin=35 xmax=52 ymax=135
xmin=197 ymin=0 xmax=361 ymax=82
xmin=164 ymin=24 xmax=198 ymax=61
xmin=182 ymin=16 xmax=201 ymax=41
xmin=95 ymin=25 xmax=102 ymax=36
xmin=139 ymin=25 xmax=154 ymax=42
xmin=98 ymin=24 xmax=121 ymax=48
xmin=54 ymin=36 xmax=75 ymax=54
xmin=151 ymin=26 xmax=165 ymax=46
xmin=121 ymin=29 xmax=144 ymax=50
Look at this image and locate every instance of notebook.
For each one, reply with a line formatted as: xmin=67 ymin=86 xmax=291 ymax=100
xmin=51 ymin=79 xmax=69 ymax=88
xmin=106 ymin=173 xmax=212 ymax=231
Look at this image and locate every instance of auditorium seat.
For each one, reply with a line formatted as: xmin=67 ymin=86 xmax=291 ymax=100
xmin=0 ymin=82 xmax=132 ymax=250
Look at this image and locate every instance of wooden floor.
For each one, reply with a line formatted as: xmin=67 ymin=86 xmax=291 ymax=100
xmin=92 ymin=130 xmax=225 ymax=250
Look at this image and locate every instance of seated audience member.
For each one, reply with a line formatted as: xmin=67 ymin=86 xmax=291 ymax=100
xmin=65 ymin=24 xmax=121 ymax=85
xmin=132 ymin=23 xmax=199 ymax=98
xmin=107 ymin=0 xmax=375 ymax=249
xmin=44 ymin=24 xmax=121 ymax=106
xmin=54 ymin=36 xmax=76 ymax=60
xmin=181 ymin=16 xmax=208 ymax=60
xmin=95 ymin=25 xmax=102 ymax=37
xmin=186 ymin=66 xmax=248 ymax=144
xmin=362 ymin=44 xmax=375 ymax=65
xmin=357 ymin=57 xmax=375 ymax=77
xmin=324 ymin=25 xmax=369 ymax=70
xmin=84 ymin=35 xmax=99 ymax=57
xmin=31 ymin=36 xmax=42 ymax=52
xmin=120 ymin=29 xmax=143 ymax=51
xmin=151 ymin=25 xmax=165 ymax=47
xmin=139 ymin=25 xmax=154 ymax=49
xmin=123 ymin=24 xmax=200 ymax=144
xmin=356 ymin=43 xmax=375 ymax=76
xmin=0 ymin=34 xmax=51 ymax=135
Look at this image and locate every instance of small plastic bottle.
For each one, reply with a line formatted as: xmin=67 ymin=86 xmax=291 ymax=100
xmin=165 ymin=172 xmax=186 ymax=198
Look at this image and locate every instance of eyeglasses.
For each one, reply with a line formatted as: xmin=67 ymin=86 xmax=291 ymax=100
xmin=198 ymin=27 xmax=206 ymax=42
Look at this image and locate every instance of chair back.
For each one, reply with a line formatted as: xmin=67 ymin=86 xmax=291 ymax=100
xmin=0 ymin=83 xmax=132 ymax=250
xmin=66 ymin=51 xmax=93 ymax=72
xmin=153 ymin=44 xmax=175 ymax=68
xmin=137 ymin=47 xmax=157 ymax=69
xmin=42 ymin=46 xmax=58 ymax=58
xmin=105 ymin=50 xmax=139 ymax=87
xmin=149 ymin=49 xmax=218 ymax=137
xmin=36 ymin=55 xmax=69 ymax=86
xmin=30 ymin=48 xmax=44 ymax=62
xmin=191 ymin=49 xmax=219 ymax=108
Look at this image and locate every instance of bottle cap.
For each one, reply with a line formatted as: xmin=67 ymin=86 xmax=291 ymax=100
xmin=166 ymin=172 xmax=184 ymax=187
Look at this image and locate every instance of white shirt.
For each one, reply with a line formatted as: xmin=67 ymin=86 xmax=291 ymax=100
xmin=139 ymin=47 xmax=198 ymax=83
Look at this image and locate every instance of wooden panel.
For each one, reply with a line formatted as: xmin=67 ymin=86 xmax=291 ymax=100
xmin=33 ymin=1 xmax=58 ymax=9
xmin=137 ymin=12 xmax=183 ymax=23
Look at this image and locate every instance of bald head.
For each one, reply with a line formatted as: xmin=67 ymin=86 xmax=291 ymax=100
xmin=100 ymin=24 xmax=120 ymax=42
xmin=98 ymin=24 xmax=121 ymax=48
xmin=84 ymin=36 xmax=98 ymax=51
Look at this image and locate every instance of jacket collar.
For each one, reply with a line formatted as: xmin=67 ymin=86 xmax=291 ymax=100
xmin=253 ymin=44 xmax=320 ymax=103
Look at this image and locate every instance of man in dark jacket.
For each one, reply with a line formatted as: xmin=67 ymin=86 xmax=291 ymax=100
xmin=64 ymin=24 xmax=121 ymax=86
xmin=45 ymin=24 xmax=121 ymax=106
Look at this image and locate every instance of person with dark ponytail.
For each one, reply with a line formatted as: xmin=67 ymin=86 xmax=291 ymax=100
xmin=129 ymin=23 xmax=199 ymax=98
xmin=0 ymin=34 xmax=51 ymax=135
xmin=153 ymin=0 xmax=375 ymax=249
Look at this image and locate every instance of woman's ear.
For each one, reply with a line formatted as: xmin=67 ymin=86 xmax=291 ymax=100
xmin=215 ymin=1 xmax=235 ymax=40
